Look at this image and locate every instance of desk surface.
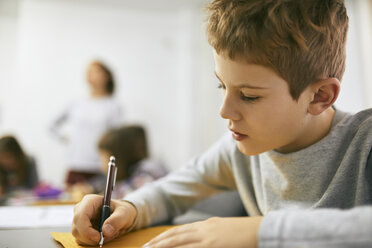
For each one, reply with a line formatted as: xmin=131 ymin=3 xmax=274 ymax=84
xmin=0 ymin=226 xmax=174 ymax=248
xmin=0 ymin=226 xmax=71 ymax=248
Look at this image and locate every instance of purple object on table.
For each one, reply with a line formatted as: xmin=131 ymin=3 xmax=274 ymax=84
xmin=34 ymin=184 xmax=62 ymax=199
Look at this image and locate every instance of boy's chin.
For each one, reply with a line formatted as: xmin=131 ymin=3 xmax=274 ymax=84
xmin=237 ymin=142 xmax=266 ymax=156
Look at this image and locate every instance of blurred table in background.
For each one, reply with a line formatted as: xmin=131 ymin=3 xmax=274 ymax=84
xmin=0 ymin=187 xmax=79 ymax=207
xmin=0 ymin=226 xmax=71 ymax=248
xmin=0 ymin=187 xmax=79 ymax=247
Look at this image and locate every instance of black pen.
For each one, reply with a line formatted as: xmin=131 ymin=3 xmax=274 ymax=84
xmin=99 ymin=156 xmax=117 ymax=248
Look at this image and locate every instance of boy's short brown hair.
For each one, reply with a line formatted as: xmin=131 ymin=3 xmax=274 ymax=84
xmin=206 ymin=0 xmax=349 ymax=100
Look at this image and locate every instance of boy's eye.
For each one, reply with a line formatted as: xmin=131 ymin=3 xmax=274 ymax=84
xmin=217 ymin=84 xmax=260 ymax=102
xmin=240 ymin=93 xmax=260 ymax=102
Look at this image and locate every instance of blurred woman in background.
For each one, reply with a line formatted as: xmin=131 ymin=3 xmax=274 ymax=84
xmin=49 ymin=60 xmax=124 ymax=188
xmin=0 ymin=135 xmax=38 ymax=198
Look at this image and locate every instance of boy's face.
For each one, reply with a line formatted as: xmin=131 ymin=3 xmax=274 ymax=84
xmin=214 ymin=51 xmax=313 ymax=155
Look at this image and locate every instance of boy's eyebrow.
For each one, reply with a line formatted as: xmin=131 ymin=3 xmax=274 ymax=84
xmin=214 ymin=71 xmax=268 ymax=89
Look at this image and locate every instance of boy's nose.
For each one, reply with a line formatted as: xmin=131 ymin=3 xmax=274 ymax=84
xmin=219 ymin=95 xmax=241 ymax=121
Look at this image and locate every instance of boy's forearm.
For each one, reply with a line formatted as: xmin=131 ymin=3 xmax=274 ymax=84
xmin=123 ymin=181 xmax=173 ymax=230
xmin=258 ymin=206 xmax=372 ymax=248
xmin=123 ymin=152 xmax=235 ymax=230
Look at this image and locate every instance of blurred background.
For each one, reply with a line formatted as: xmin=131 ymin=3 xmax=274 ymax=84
xmin=0 ymin=0 xmax=371 ymax=188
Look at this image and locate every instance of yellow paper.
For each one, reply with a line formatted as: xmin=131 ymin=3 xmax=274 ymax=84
xmin=52 ymin=226 xmax=173 ymax=248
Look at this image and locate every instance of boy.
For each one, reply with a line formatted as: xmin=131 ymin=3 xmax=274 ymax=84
xmin=72 ymin=0 xmax=372 ymax=247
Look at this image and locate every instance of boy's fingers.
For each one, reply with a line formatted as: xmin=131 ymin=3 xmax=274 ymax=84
xmin=72 ymin=211 xmax=101 ymax=242
xmin=145 ymin=229 xmax=199 ymax=248
xmin=102 ymin=207 xmax=129 ymax=238
xmin=102 ymin=201 xmax=137 ymax=239
xmin=72 ymin=194 xmax=103 ymax=244
xmin=72 ymin=196 xmax=137 ymax=245
xmin=74 ymin=194 xmax=103 ymax=218
xmin=73 ymin=226 xmax=101 ymax=245
xmin=146 ymin=225 xmax=192 ymax=245
xmin=73 ymin=195 xmax=101 ymax=229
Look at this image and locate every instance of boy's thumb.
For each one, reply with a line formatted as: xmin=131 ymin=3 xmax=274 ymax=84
xmin=102 ymin=223 xmax=116 ymax=237
xmin=101 ymin=206 xmax=131 ymax=238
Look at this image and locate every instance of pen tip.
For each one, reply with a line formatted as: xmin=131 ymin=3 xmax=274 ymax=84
xmin=99 ymin=232 xmax=104 ymax=247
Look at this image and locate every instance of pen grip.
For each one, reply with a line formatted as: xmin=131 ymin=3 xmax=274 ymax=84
xmin=99 ymin=206 xmax=111 ymax=232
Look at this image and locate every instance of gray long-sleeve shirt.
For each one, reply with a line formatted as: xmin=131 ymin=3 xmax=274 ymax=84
xmin=124 ymin=108 xmax=372 ymax=247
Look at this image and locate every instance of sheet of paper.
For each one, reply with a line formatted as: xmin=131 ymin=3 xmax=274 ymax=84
xmin=52 ymin=226 xmax=174 ymax=248
xmin=0 ymin=205 xmax=74 ymax=229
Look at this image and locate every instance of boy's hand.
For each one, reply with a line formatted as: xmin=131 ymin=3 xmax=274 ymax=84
xmin=72 ymin=194 xmax=137 ymax=245
xmin=144 ymin=216 xmax=263 ymax=248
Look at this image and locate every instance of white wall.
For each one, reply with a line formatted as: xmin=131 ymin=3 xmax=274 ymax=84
xmin=337 ymin=0 xmax=370 ymax=113
xmin=0 ymin=0 xmax=19 ymax=129
xmin=0 ymin=0 xmax=370 ymax=187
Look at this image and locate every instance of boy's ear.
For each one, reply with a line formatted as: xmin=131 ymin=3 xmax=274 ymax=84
xmin=308 ymin=78 xmax=340 ymax=115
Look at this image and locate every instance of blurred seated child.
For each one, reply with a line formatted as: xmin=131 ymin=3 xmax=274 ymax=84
xmin=0 ymin=135 xmax=38 ymax=198
xmin=69 ymin=125 xmax=168 ymax=200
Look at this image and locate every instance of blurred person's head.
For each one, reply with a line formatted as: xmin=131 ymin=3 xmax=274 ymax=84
xmin=86 ymin=60 xmax=115 ymax=96
xmin=98 ymin=125 xmax=148 ymax=181
xmin=0 ymin=136 xmax=28 ymax=187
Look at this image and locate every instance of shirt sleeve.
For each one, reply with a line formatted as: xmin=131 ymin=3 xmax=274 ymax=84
xmin=49 ymin=103 xmax=72 ymax=142
xmin=123 ymin=134 xmax=237 ymax=230
xmin=258 ymin=206 xmax=372 ymax=248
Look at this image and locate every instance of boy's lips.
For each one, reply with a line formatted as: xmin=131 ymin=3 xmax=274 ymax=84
xmin=230 ymin=130 xmax=248 ymax=141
